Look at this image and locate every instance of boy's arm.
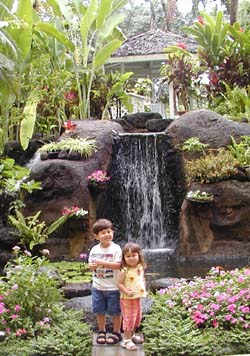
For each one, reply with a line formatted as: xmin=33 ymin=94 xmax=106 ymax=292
xmin=93 ymin=259 xmax=121 ymax=269
xmin=118 ymin=270 xmax=135 ymax=297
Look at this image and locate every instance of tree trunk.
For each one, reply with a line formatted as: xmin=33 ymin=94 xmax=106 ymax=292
xmin=149 ymin=0 xmax=156 ymax=29
xmin=230 ymin=0 xmax=238 ymax=24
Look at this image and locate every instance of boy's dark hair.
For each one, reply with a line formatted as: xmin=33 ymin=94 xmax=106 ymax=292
xmin=92 ymin=218 xmax=114 ymax=235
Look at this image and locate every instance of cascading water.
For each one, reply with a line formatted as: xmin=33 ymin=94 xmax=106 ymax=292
xmin=104 ymin=132 xmax=185 ymax=249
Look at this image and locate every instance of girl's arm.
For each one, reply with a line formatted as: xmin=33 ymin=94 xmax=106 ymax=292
xmin=118 ymin=270 xmax=135 ymax=297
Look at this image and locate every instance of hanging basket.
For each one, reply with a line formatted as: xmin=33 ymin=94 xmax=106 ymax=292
xmin=88 ymin=182 xmax=107 ymax=195
xmin=186 ymin=197 xmax=214 ymax=204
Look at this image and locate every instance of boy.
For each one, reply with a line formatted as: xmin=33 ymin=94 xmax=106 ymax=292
xmin=88 ymin=218 xmax=122 ymax=345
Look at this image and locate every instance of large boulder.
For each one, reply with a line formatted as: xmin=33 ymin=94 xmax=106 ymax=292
xmin=167 ymin=110 xmax=250 ymax=259
xmin=23 ymin=120 xmax=124 ymax=260
xmin=167 ymin=109 xmax=250 ymax=149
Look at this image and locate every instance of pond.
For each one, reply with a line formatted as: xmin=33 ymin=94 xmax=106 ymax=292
xmin=144 ymin=248 xmax=250 ymax=285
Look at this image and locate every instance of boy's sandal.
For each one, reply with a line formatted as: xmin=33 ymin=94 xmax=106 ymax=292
xmin=132 ymin=334 xmax=144 ymax=344
xmin=106 ymin=332 xmax=122 ymax=345
xmin=96 ymin=331 xmax=106 ymax=344
xmin=121 ymin=339 xmax=137 ymax=351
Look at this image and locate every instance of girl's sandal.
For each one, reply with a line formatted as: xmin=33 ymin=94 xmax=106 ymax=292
xmin=96 ymin=331 xmax=106 ymax=344
xmin=132 ymin=334 xmax=144 ymax=344
xmin=121 ymin=339 xmax=137 ymax=351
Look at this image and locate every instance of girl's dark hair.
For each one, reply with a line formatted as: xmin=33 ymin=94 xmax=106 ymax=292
xmin=121 ymin=242 xmax=146 ymax=269
xmin=92 ymin=219 xmax=114 ymax=235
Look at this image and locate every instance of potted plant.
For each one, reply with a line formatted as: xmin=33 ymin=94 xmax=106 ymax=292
xmin=87 ymin=170 xmax=111 ymax=195
xmin=186 ymin=190 xmax=214 ymax=203
xmin=39 ymin=137 xmax=97 ymax=160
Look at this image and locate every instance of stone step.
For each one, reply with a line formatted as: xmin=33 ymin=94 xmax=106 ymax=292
xmin=92 ymin=333 xmax=145 ymax=356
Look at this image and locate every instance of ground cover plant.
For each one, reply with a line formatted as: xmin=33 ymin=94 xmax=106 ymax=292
xmin=0 ymin=247 xmax=92 ymax=355
xmin=143 ymin=266 xmax=250 ymax=356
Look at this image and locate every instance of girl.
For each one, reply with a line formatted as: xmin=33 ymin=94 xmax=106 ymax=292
xmin=118 ymin=242 xmax=147 ymax=351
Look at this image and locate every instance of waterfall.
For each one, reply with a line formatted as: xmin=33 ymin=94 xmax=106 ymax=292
xmin=105 ymin=132 xmax=185 ymax=249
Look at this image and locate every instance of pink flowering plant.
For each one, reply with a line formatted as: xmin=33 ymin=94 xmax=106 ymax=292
xmin=143 ymin=266 xmax=250 ymax=356
xmin=61 ymin=205 xmax=88 ymax=218
xmin=87 ymin=170 xmax=111 ymax=188
xmin=0 ymin=247 xmax=63 ymax=340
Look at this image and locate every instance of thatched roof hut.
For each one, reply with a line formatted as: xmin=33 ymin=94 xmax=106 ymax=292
xmin=105 ymin=29 xmax=197 ymax=80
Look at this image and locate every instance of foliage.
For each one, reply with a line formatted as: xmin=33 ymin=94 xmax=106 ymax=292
xmin=186 ymin=190 xmax=214 ymax=201
xmin=183 ymin=12 xmax=250 ymax=107
xmin=0 ymin=248 xmax=63 ymax=340
xmin=133 ymin=78 xmax=153 ymax=97
xmin=185 ymin=148 xmax=239 ymax=183
xmin=87 ymin=170 xmax=111 ymax=185
xmin=238 ymin=0 xmax=250 ymax=28
xmin=143 ymin=266 xmax=250 ymax=356
xmin=228 ymin=135 xmax=250 ymax=166
xmin=215 ymin=84 xmax=250 ymax=121
xmin=51 ymin=261 xmax=92 ymax=284
xmin=91 ymin=71 xmax=133 ymax=120
xmin=8 ymin=205 xmax=87 ymax=250
xmin=161 ymin=45 xmax=201 ymax=110
xmin=0 ymin=250 xmax=92 ymax=355
xmin=0 ymin=311 xmax=92 ymax=356
xmin=181 ymin=137 xmax=209 ymax=152
xmin=0 ymin=157 xmax=42 ymax=195
xmin=9 ymin=210 xmax=67 ymax=250
xmin=39 ymin=138 xmax=97 ymax=158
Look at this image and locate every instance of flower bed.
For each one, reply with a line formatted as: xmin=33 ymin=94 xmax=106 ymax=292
xmin=143 ymin=267 xmax=250 ymax=356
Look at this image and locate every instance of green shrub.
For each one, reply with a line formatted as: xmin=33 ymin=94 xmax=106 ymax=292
xmin=228 ymin=135 xmax=250 ymax=166
xmin=39 ymin=138 xmax=97 ymax=158
xmin=143 ymin=267 xmax=250 ymax=356
xmin=185 ymin=148 xmax=239 ymax=183
xmin=181 ymin=137 xmax=209 ymax=153
xmin=0 ymin=249 xmax=63 ymax=339
xmin=0 ymin=311 xmax=92 ymax=356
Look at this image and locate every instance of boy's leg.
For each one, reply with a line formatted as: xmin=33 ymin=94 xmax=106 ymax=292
xmin=112 ymin=314 xmax=122 ymax=333
xmin=96 ymin=314 xmax=106 ymax=331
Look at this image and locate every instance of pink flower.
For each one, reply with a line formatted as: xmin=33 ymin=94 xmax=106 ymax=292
xmin=211 ymin=319 xmax=219 ymax=328
xmin=197 ymin=16 xmax=204 ymax=25
xmin=176 ymin=43 xmax=187 ymax=50
xmin=228 ymin=304 xmax=236 ymax=313
xmin=225 ymin=314 xmax=232 ymax=321
xmin=41 ymin=249 xmax=50 ymax=256
xmin=24 ymin=250 xmax=32 ymax=257
xmin=14 ymin=305 xmax=21 ymax=312
xmin=238 ymin=275 xmax=245 ymax=282
xmin=11 ymin=314 xmax=18 ymax=319
xmin=239 ymin=306 xmax=250 ymax=313
xmin=12 ymin=284 xmax=18 ymax=290
xmin=80 ymin=253 xmax=87 ymax=260
xmin=211 ymin=303 xmax=220 ymax=310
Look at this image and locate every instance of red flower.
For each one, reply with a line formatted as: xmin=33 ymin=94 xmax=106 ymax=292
xmin=197 ymin=16 xmax=204 ymax=25
xmin=176 ymin=43 xmax=187 ymax=50
xmin=63 ymin=120 xmax=77 ymax=132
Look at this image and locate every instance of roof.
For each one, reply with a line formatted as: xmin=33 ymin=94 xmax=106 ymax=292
xmin=112 ymin=29 xmax=197 ymax=58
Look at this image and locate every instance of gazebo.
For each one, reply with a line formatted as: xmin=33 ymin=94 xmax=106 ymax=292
xmin=105 ymin=29 xmax=197 ymax=117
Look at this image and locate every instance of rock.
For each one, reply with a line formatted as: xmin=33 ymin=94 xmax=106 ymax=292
xmin=3 ymin=140 xmax=43 ymax=166
xmin=122 ymin=112 xmax=162 ymax=129
xmin=23 ymin=119 xmax=124 ymax=260
xmin=62 ymin=282 xmax=92 ymax=299
xmin=167 ymin=109 xmax=250 ymax=150
xmin=177 ymin=180 xmax=250 ymax=258
xmin=146 ymin=118 xmax=173 ymax=132
xmin=150 ymin=277 xmax=180 ymax=290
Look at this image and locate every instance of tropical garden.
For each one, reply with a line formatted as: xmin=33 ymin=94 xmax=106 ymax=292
xmin=1 ymin=0 xmax=250 ymax=354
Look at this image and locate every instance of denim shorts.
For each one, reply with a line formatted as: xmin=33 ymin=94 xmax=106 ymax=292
xmin=92 ymin=288 xmax=121 ymax=316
